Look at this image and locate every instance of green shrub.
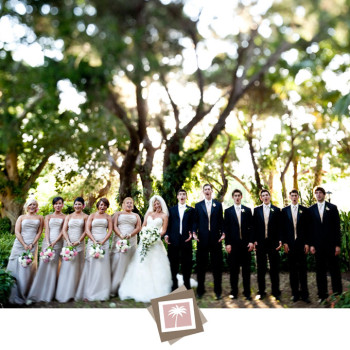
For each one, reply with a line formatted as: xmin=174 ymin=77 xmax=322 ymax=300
xmin=330 ymin=285 xmax=350 ymax=308
xmin=0 ymin=232 xmax=15 ymax=268
xmin=0 ymin=268 xmax=15 ymax=306
xmin=38 ymin=202 xmax=92 ymax=217
xmin=0 ymin=217 xmax=11 ymax=235
xmin=340 ymin=211 xmax=350 ymax=272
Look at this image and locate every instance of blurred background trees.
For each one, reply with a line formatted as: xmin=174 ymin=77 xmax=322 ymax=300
xmin=1 ymin=0 xmax=350 ymax=228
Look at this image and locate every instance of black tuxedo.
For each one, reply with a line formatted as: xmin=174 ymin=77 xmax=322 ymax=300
xmin=309 ymin=202 xmax=342 ymax=298
xmin=193 ymin=199 xmax=223 ymax=297
xmin=253 ymin=204 xmax=282 ymax=297
xmin=224 ymin=204 xmax=254 ymax=298
xmin=282 ymin=204 xmax=310 ymax=299
xmin=166 ymin=204 xmax=194 ymax=290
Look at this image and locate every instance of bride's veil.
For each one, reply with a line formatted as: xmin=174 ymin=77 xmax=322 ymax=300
xmin=145 ymin=195 xmax=169 ymax=217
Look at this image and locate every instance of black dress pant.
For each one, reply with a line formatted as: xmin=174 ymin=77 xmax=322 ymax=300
xmin=287 ymin=247 xmax=308 ymax=299
xmin=228 ymin=240 xmax=251 ymax=298
xmin=196 ymin=240 xmax=222 ymax=296
xmin=256 ymin=239 xmax=280 ymax=296
xmin=315 ymin=249 xmax=342 ymax=299
xmin=168 ymin=240 xmax=192 ymax=290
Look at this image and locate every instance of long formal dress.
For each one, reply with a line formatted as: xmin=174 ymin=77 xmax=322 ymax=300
xmin=27 ymin=218 xmax=64 ymax=302
xmin=7 ymin=219 xmax=40 ymax=304
xmin=110 ymin=214 xmax=138 ymax=296
xmin=118 ymin=216 xmax=172 ymax=303
xmin=75 ymin=218 xmax=111 ymax=301
xmin=55 ymin=218 xmax=85 ymax=303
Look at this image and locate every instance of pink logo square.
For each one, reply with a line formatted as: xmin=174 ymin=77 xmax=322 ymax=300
xmin=158 ymin=298 xmax=196 ymax=333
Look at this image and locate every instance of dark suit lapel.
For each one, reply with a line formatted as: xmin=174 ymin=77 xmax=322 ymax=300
xmin=287 ymin=205 xmax=293 ymax=224
xmin=210 ymin=200 xmax=216 ymax=216
xmin=175 ymin=206 xmax=180 ymax=222
xmin=201 ymin=201 xmax=208 ymax=217
xmin=313 ymin=204 xmax=322 ymax=223
xmin=231 ymin=206 xmax=239 ymax=225
xmin=323 ymin=203 xmax=330 ymax=223
xmin=296 ymin=205 xmax=301 ymax=223
xmin=258 ymin=205 xmax=264 ymax=222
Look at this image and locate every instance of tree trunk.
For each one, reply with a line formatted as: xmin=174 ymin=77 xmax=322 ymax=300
xmin=86 ymin=180 xmax=112 ymax=209
xmin=0 ymin=193 xmax=25 ymax=232
xmin=293 ymin=157 xmax=299 ymax=191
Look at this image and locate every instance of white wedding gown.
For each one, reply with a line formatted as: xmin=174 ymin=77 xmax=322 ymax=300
xmin=118 ymin=216 xmax=172 ymax=303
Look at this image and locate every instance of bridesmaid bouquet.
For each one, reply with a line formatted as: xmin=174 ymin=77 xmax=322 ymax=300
xmin=139 ymin=227 xmax=160 ymax=262
xmin=89 ymin=243 xmax=105 ymax=259
xmin=116 ymin=239 xmax=130 ymax=253
xmin=40 ymin=247 xmax=56 ymax=263
xmin=18 ymin=251 xmax=34 ymax=267
xmin=60 ymin=246 xmax=78 ymax=261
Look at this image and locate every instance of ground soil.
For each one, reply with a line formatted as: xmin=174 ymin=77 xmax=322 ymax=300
xmin=6 ymin=271 xmax=350 ymax=309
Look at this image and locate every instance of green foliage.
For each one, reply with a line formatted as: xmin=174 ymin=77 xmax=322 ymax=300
xmin=329 ymin=285 xmax=350 ymax=308
xmin=340 ymin=210 xmax=350 ymax=272
xmin=0 ymin=217 xmax=11 ymax=235
xmin=0 ymin=268 xmax=15 ymax=306
xmin=38 ymin=202 xmax=91 ymax=217
xmin=0 ymin=232 xmax=15 ymax=268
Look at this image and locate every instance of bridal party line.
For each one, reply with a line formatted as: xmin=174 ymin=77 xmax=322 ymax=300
xmin=5 ymin=184 xmax=344 ymax=306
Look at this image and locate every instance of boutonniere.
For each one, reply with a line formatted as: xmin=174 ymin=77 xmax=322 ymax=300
xmin=213 ymin=203 xmax=216 ymax=207
xmin=326 ymin=207 xmax=330 ymax=211
xmin=299 ymin=210 xmax=303 ymax=214
xmin=241 ymin=208 xmax=245 ymax=213
xmin=184 ymin=208 xmax=190 ymax=213
xmin=270 ymin=208 xmax=274 ymax=212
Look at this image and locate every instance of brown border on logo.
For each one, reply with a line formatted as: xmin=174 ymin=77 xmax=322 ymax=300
xmin=147 ymin=286 xmax=206 ymax=343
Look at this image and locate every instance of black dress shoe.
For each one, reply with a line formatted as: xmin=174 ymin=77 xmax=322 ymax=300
xmin=291 ymin=296 xmax=299 ymax=302
xmin=301 ymin=297 xmax=311 ymax=304
xmin=197 ymin=293 xmax=204 ymax=299
xmin=245 ymin=296 xmax=252 ymax=301
xmin=215 ymin=294 xmax=222 ymax=300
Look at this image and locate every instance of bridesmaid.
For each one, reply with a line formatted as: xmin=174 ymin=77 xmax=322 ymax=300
xmin=55 ymin=197 xmax=88 ymax=303
xmin=7 ymin=199 xmax=44 ymax=304
xmin=110 ymin=197 xmax=141 ymax=297
xmin=75 ymin=198 xmax=113 ymax=301
xmin=27 ymin=196 xmax=65 ymax=303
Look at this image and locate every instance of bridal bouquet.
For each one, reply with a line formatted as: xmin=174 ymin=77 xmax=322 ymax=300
xmin=40 ymin=247 xmax=55 ymax=263
xmin=18 ymin=251 xmax=34 ymax=267
xmin=116 ymin=239 xmax=130 ymax=253
xmin=60 ymin=246 xmax=78 ymax=261
xmin=89 ymin=243 xmax=105 ymax=259
xmin=139 ymin=227 xmax=160 ymax=262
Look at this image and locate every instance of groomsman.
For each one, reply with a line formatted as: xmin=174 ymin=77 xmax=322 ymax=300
xmin=282 ymin=189 xmax=310 ymax=303
xmin=224 ymin=189 xmax=254 ymax=300
xmin=193 ymin=184 xmax=224 ymax=300
xmin=253 ymin=189 xmax=282 ymax=300
xmin=165 ymin=189 xmax=194 ymax=290
xmin=309 ymin=186 xmax=342 ymax=302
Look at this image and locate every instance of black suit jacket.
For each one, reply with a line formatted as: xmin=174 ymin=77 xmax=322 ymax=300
xmin=166 ymin=205 xmax=194 ymax=246
xmin=193 ymin=199 xmax=223 ymax=246
xmin=224 ymin=205 xmax=254 ymax=246
xmin=309 ymin=202 xmax=341 ymax=251
xmin=253 ymin=204 xmax=282 ymax=246
xmin=282 ymin=204 xmax=310 ymax=250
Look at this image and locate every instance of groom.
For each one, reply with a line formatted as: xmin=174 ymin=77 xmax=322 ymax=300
xmin=193 ymin=184 xmax=224 ymax=300
xmin=165 ymin=189 xmax=194 ymax=290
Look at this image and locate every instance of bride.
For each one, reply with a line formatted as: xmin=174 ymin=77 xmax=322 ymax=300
xmin=118 ymin=195 xmax=172 ymax=303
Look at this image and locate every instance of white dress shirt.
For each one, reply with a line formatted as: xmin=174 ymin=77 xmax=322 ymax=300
xmin=318 ymin=201 xmax=325 ymax=222
xmin=263 ymin=203 xmax=271 ymax=238
xmin=178 ymin=203 xmax=186 ymax=234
